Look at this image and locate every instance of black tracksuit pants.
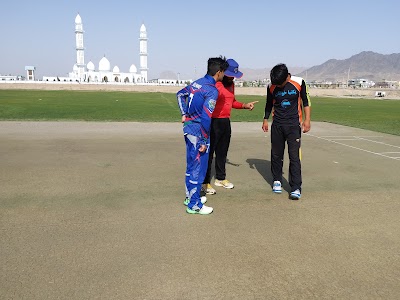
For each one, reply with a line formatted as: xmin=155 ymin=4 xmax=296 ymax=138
xmin=271 ymin=124 xmax=302 ymax=192
xmin=204 ymin=118 xmax=231 ymax=183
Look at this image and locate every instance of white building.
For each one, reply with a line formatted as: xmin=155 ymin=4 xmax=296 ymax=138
xmin=43 ymin=14 xmax=148 ymax=84
xmin=25 ymin=66 xmax=36 ymax=81
xmin=0 ymin=75 xmax=24 ymax=81
xmin=348 ymin=78 xmax=375 ymax=88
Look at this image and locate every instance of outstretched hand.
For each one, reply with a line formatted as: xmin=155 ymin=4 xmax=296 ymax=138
xmin=244 ymin=101 xmax=259 ymax=110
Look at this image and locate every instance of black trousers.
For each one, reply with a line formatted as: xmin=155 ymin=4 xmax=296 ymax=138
xmin=271 ymin=124 xmax=302 ymax=192
xmin=204 ymin=118 xmax=231 ymax=183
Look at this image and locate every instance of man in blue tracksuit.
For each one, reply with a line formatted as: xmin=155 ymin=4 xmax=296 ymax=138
xmin=177 ymin=56 xmax=228 ymax=215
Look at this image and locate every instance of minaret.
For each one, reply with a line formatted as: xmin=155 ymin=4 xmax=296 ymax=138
xmin=139 ymin=23 xmax=148 ymax=83
xmin=75 ymin=14 xmax=85 ymax=82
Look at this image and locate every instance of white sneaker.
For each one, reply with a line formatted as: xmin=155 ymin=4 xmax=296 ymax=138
xmin=289 ymin=189 xmax=301 ymax=200
xmin=214 ymin=179 xmax=234 ymax=189
xmin=202 ymin=183 xmax=216 ymax=195
xmin=272 ymin=181 xmax=282 ymax=193
xmin=186 ymin=205 xmax=213 ymax=215
xmin=184 ymin=196 xmax=207 ymax=206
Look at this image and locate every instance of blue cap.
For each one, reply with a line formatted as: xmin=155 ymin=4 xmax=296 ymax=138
xmin=224 ymin=59 xmax=243 ymax=78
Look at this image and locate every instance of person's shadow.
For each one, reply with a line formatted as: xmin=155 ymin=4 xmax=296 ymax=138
xmin=246 ymin=158 xmax=290 ymax=192
xmin=201 ymin=159 xmax=240 ymax=196
xmin=226 ymin=158 xmax=240 ymax=167
xmin=206 ymin=158 xmax=240 ymax=182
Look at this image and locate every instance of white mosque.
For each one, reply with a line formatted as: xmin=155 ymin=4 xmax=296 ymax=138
xmin=43 ymin=14 xmax=148 ymax=84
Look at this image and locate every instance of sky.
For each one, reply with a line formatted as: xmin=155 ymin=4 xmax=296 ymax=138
xmin=1 ymin=0 xmax=400 ymax=80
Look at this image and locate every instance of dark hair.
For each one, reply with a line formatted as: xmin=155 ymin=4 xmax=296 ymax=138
xmin=222 ymin=75 xmax=234 ymax=87
xmin=207 ymin=56 xmax=229 ymax=76
xmin=270 ymin=63 xmax=289 ymax=85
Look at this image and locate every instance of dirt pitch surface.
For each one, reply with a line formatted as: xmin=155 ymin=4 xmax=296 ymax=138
xmin=1 ymin=121 xmax=400 ymax=299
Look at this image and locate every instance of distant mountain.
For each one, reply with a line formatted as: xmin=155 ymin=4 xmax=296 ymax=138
xmin=297 ymin=51 xmax=400 ymax=82
xmin=240 ymin=52 xmax=400 ymax=82
xmin=161 ymin=52 xmax=400 ymax=82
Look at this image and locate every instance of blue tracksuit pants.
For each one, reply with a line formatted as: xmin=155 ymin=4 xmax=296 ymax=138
xmin=185 ymin=134 xmax=209 ymax=209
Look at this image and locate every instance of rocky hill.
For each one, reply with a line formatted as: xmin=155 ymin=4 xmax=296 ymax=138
xmin=297 ymin=51 xmax=400 ymax=82
xmin=241 ymin=51 xmax=400 ymax=82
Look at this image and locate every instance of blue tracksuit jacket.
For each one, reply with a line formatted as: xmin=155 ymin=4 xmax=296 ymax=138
xmin=177 ymin=74 xmax=218 ymax=145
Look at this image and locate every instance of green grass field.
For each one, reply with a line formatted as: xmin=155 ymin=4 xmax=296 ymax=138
xmin=1 ymin=89 xmax=399 ymax=136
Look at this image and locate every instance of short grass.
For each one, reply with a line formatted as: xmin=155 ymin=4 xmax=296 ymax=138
xmin=0 ymin=89 xmax=399 ymax=136
xmin=0 ymin=90 xmax=179 ymax=122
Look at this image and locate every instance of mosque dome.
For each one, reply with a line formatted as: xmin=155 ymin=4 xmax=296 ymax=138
xmin=113 ymin=66 xmax=120 ymax=73
xmin=75 ymin=14 xmax=82 ymax=24
xmin=129 ymin=64 xmax=137 ymax=73
xmin=73 ymin=64 xmax=79 ymax=72
xmin=87 ymin=61 xmax=95 ymax=71
xmin=99 ymin=56 xmax=111 ymax=71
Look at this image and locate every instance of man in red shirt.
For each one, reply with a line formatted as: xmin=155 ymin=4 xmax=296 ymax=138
xmin=202 ymin=59 xmax=258 ymax=194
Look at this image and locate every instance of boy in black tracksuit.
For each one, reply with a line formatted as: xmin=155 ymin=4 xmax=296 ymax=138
xmin=262 ymin=63 xmax=311 ymax=200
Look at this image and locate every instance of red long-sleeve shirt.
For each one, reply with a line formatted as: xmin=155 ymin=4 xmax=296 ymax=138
xmin=212 ymin=82 xmax=244 ymax=118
